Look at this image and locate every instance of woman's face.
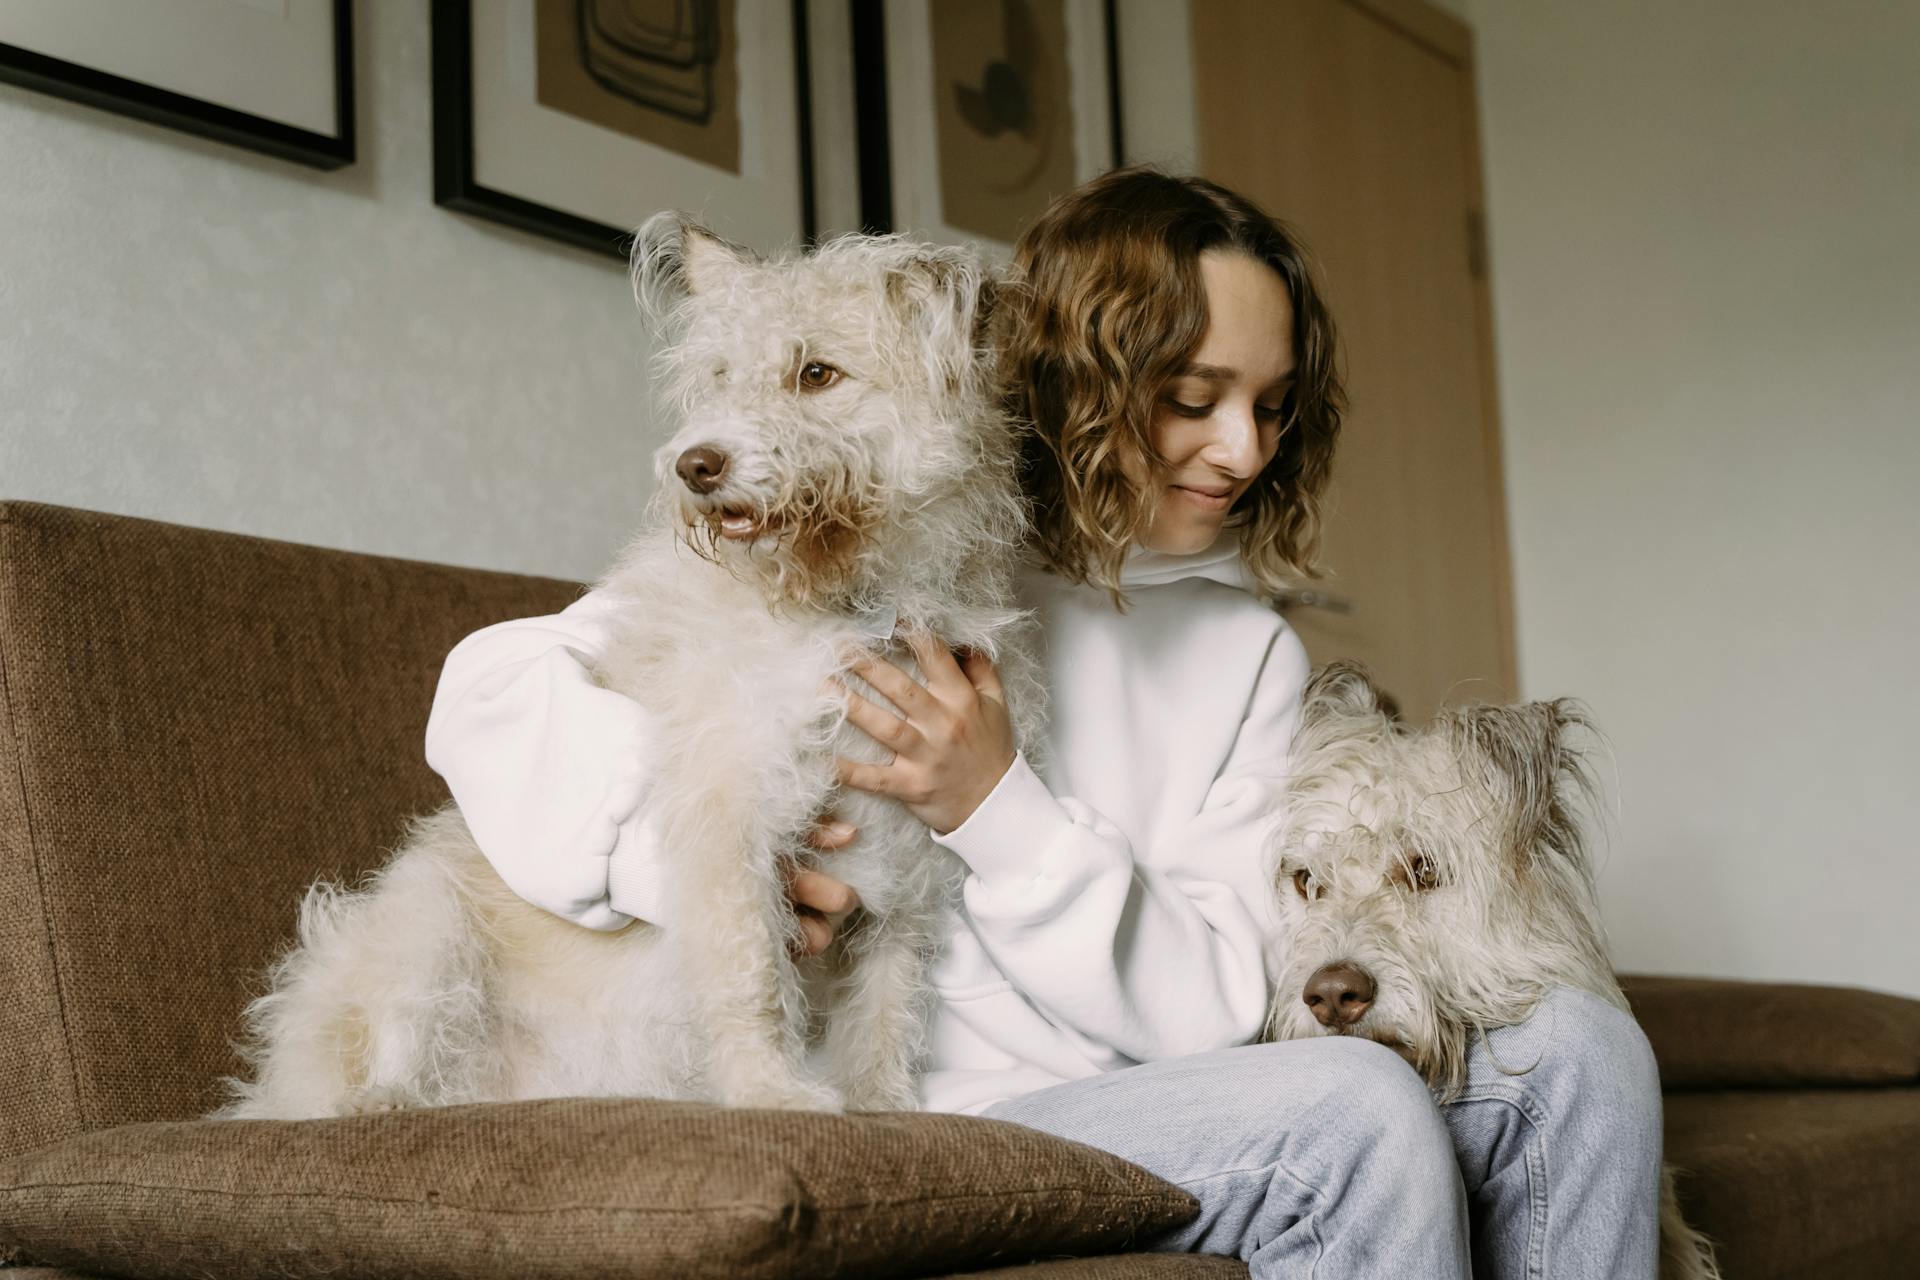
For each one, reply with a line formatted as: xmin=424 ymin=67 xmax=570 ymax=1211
xmin=1135 ymin=248 xmax=1298 ymax=555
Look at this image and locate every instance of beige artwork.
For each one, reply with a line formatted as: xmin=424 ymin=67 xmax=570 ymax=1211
xmin=535 ymin=0 xmax=740 ymax=176
xmin=930 ymin=0 xmax=1077 ymax=244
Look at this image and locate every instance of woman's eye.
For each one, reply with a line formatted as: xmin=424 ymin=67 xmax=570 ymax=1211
xmin=1164 ymin=398 xmax=1212 ymax=418
xmin=1292 ymin=868 xmax=1318 ymax=901
xmin=798 ymin=362 xmax=843 ymax=390
xmin=1256 ymin=403 xmax=1287 ymax=421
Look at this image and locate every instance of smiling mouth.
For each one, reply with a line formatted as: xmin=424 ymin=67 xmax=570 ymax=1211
xmin=1174 ymin=484 xmax=1234 ymax=510
xmin=708 ymin=506 xmax=783 ymax=541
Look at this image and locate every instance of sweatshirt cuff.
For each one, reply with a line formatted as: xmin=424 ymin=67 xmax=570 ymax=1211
xmin=606 ymin=811 xmax=669 ymax=926
xmin=930 ymin=751 xmax=1069 ymax=881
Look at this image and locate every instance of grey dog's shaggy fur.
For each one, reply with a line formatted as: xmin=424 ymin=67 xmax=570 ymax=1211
xmin=217 ymin=216 xmax=1044 ymax=1118
xmin=1262 ymin=662 xmax=1720 ymax=1280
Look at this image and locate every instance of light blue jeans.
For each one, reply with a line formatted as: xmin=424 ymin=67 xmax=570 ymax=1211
xmin=979 ymin=986 xmax=1664 ymax=1279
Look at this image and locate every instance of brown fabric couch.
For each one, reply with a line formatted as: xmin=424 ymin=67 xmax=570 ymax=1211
xmin=1 ymin=500 xmax=1916 ymax=1278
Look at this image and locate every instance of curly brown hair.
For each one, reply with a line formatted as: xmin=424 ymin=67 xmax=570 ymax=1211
xmin=1001 ymin=164 xmax=1345 ymax=607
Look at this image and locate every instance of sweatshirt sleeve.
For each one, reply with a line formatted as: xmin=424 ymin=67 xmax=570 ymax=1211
xmin=930 ymin=624 xmax=1309 ymax=1061
xmin=422 ymin=588 xmax=668 ymax=932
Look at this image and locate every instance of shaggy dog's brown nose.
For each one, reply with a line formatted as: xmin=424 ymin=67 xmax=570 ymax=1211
xmin=1304 ymin=963 xmax=1377 ymax=1028
xmin=676 ymin=445 xmax=729 ymax=494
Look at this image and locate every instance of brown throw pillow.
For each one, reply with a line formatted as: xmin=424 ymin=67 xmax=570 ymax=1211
xmin=1620 ymin=973 xmax=1920 ymax=1089
xmin=0 ymin=1097 xmax=1197 ymax=1280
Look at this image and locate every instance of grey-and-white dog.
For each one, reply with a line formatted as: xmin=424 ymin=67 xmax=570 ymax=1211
xmin=1261 ymin=662 xmax=1720 ymax=1280
xmin=218 ymin=216 xmax=1044 ymax=1119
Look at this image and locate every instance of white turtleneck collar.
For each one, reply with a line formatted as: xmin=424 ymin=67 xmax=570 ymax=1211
xmin=1118 ymin=529 xmax=1255 ymax=593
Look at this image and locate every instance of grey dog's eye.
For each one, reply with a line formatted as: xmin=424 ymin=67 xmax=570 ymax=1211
xmin=798 ymin=361 xmax=843 ymax=390
xmin=1292 ymin=868 xmax=1318 ymax=901
xmin=1407 ymin=854 xmax=1439 ymax=891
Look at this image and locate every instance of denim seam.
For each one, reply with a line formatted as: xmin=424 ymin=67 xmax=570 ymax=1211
xmin=1177 ymin=1157 xmax=1327 ymax=1277
xmin=1448 ymin=1081 xmax=1550 ymax=1280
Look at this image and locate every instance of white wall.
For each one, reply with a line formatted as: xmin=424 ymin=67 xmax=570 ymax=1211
xmin=2 ymin=2 xmax=681 ymax=583
xmin=1469 ymin=1 xmax=1920 ymax=996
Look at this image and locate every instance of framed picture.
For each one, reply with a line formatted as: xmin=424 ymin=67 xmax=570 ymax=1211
xmin=0 ymin=0 xmax=354 ymax=171
xmin=853 ymin=0 xmax=1120 ymax=256
xmin=433 ymin=0 xmax=817 ymax=262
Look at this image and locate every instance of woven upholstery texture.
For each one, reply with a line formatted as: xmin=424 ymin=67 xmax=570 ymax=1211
xmin=1620 ymin=974 xmax=1920 ymax=1090
xmin=0 ymin=1096 xmax=1199 ymax=1280
xmin=1664 ymin=1087 xmax=1920 ymax=1280
xmin=0 ymin=501 xmax=582 ymax=1160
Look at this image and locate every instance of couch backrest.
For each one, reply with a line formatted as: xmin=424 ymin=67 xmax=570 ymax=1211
xmin=0 ymin=501 xmax=582 ymax=1160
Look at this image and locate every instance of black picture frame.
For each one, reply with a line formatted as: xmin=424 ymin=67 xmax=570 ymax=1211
xmin=432 ymin=0 xmax=818 ymax=263
xmin=0 ymin=1 xmax=355 ymax=172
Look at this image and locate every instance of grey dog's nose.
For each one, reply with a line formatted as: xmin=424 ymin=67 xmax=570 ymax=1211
xmin=1303 ymin=963 xmax=1376 ymax=1028
xmin=675 ymin=445 xmax=729 ymax=494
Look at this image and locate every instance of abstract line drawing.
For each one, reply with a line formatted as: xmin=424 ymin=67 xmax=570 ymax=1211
xmin=950 ymin=0 xmax=1054 ymax=192
xmin=928 ymin=0 xmax=1074 ymax=243
xmin=575 ymin=0 xmax=721 ymax=125
xmin=437 ymin=0 xmax=805 ymax=259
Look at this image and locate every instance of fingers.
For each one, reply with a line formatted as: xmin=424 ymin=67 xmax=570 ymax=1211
xmin=827 ymin=676 xmax=919 ymax=755
xmin=835 ymin=629 xmax=984 ymax=718
xmin=803 ymin=815 xmax=858 ymax=850
xmin=834 ymin=753 xmax=898 ymax=797
xmin=790 ymin=866 xmax=859 ymax=917
xmin=899 ymin=625 xmax=970 ymax=695
xmin=840 ymin=651 xmax=932 ymax=720
xmin=958 ymin=645 xmax=1005 ymax=701
xmin=788 ymin=867 xmax=861 ymax=959
xmin=791 ymin=909 xmax=833 ymax=957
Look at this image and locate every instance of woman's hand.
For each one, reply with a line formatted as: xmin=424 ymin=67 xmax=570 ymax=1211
xmin=828 ymin=627 xmax=1016 ymax=835
xmin=786 ymin=814 xmax=861 ymax=958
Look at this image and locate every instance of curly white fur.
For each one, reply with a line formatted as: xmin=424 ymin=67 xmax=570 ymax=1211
xmin=1261 ymin=662 xmax=1720 ymax=1280
xmin=218 ymin=216 xmax=1045 ymax=1118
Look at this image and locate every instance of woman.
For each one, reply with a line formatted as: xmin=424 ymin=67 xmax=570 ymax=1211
xmin=424 ymin=166 xmax=1663 ymax=1278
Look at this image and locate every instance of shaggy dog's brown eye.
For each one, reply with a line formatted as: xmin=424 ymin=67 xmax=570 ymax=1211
xmin=1293 ymin=868 xmax=1318 ymax=901
xmin=1409 ymin=855 xmax=1438 ymax=890
xmin=798 ymin=361 xmax=842 ymax=390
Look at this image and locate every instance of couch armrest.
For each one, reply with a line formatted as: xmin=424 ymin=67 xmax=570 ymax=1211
xmin=0 ymin=500 xmax=584 ymax=1160
xmin=1620 ymin=973 xmax=1920 ymax=1090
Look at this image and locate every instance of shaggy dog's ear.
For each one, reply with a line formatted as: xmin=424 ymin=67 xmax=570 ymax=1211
xmin=628 ymin=212 xmax=756 ymax=322
xmin=1443 ymin=699 xmax=1595 ymax=875
xmin=884 ymin=247 xmax=999 ymax=394
xmin=1302 ymin=661 xmax=1386 ymax=726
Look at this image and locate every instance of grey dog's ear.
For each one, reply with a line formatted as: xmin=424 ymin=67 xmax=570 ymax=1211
xmin=1443 ymin=698 xmax=1594 ymax=870
xmin=883 ymin=246 xmax=1000 ymax=392
xmin=628 ymin=211 xmax=756 ymax=322
xmin=1302 ymin=661 xmax=1386 ymax=726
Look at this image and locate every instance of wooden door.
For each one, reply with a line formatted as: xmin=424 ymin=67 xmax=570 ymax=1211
xmin=1192 ymin=0 xmax=1516 ymax=720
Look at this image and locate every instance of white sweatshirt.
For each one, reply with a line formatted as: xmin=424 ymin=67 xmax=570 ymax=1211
xmin=423 ymin=534 xmax=1310 ymax=1116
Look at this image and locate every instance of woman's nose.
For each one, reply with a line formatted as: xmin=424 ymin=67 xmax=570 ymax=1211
xmin=1201 ymin=405 xmax=1265 ymax=477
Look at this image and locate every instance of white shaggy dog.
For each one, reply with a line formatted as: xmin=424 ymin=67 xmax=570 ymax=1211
xmin=1261 ymin=662 xmax=1720 ymax=1280
xmin=217 ymin=216 xmax=1043 ymax=1118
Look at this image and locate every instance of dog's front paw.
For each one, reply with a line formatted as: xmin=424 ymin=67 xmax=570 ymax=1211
xmin=337 ymin=1083 xmax=425 ymax=1116
xmin=840 ymin=1072 xmax=920 ymax=1113
xmin=725 ymin=1076 xmax=845 ymax=1114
